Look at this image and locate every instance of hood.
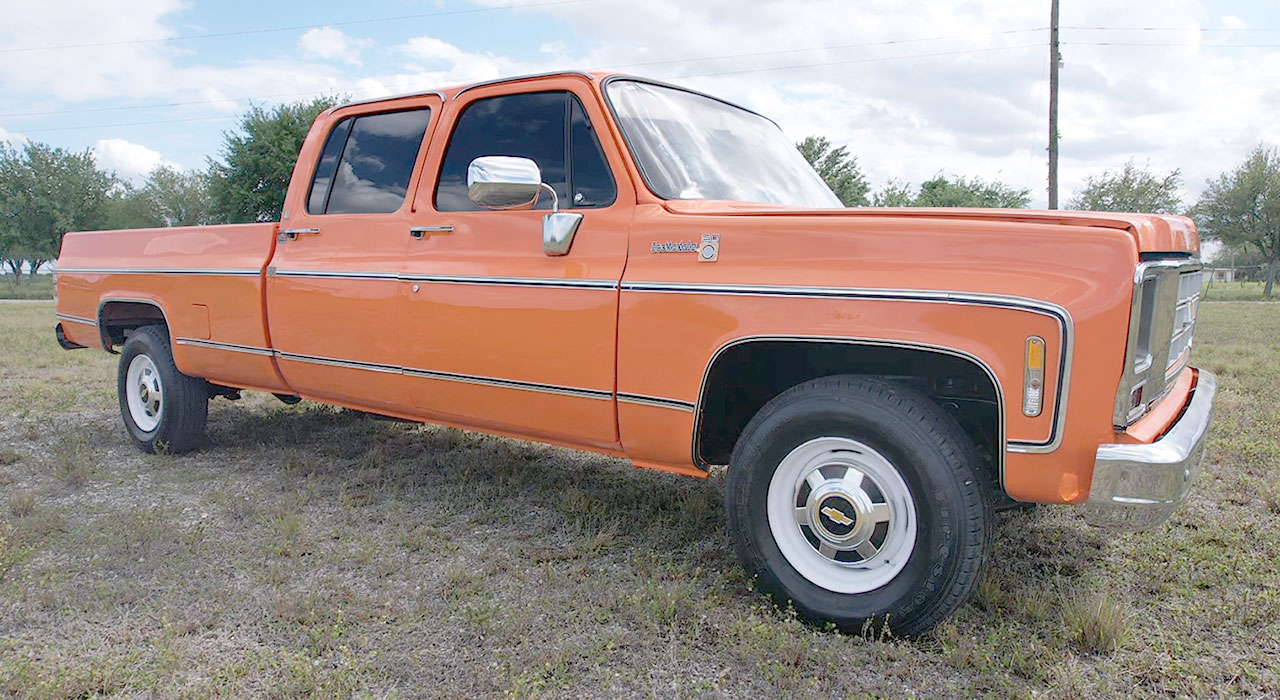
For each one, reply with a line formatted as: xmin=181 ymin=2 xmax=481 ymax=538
xmin=662 ymin=201 xmax=1199 ymax=255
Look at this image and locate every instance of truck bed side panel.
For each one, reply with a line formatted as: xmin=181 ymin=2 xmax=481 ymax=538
xmin=55 ymin=223 xmax=289 ymax=393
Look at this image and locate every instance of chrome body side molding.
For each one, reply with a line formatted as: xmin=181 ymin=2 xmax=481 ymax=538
xmin=617 ymin=392 xmax=696 ymax=412
xmin=175 ymin=338 xmax=275 ymax=356
xmin=55 ymin=313 xmax=97 ymax=327
xmin=56 ymin=267 xmax=260 ymax=277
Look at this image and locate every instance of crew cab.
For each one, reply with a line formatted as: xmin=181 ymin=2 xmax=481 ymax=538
xmin=53 ymin=71 xmax=1216 ymax=636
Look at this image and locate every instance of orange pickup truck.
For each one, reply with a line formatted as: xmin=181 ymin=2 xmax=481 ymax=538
xmin=53 ymin=71 xmax=1215 ymax=636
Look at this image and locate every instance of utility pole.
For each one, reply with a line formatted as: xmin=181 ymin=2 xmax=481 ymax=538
xmin=1048 ymin=0 xmax=1060 ymax=209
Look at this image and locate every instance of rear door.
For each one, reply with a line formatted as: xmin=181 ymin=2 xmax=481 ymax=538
xmin=400 ymin=78 xmax=634 ymax=448
xmin=267 ymin=96 xmax=440 ymax=411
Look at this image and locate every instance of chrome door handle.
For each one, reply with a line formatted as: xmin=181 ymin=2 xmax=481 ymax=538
xmin=280 ymin=227 xmax=321 ymax=240
xmin=410 ymin=225 xmax=453 ymax=239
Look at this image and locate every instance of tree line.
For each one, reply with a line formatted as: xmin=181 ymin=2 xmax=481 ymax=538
xmin=0 ymin=97 xmax=336 ymax=282
xmin=1 ymin=98 xmax=1277 ymax=296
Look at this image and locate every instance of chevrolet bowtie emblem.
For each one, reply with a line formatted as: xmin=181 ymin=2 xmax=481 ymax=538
xmin=821 ymin=506 xmax=854 ymax=526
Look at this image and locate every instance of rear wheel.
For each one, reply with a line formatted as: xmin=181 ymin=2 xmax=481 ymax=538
xmin=727 ymin=375 xmax=990 ymax=637
xmin=117 ymin=325 xmax=208 ymax=453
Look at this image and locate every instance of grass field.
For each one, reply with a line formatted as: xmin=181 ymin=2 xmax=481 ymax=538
xmin=1 ymin=301 xmax=1277 ymax=698
xmin=0 ymin=276 xmax=54 ymax=301
xmin=1201 ymin=280 xmax=1279 ymax=302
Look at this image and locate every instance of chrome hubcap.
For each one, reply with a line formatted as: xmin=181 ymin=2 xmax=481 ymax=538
xmin=126 ymin=354 xmax=163 ymax=432
xmin=767 ymin=437 xmax=917 ymax=594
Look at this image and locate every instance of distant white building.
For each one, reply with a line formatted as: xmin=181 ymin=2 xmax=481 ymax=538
xmin=1209 ymin=268 xmax=1235 ymax=283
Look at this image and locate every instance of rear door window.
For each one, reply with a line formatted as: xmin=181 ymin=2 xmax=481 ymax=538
xmin=305 ymin=108 xmax=432 ymax=215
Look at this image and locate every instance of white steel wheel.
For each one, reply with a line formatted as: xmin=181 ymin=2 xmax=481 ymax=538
xmin=117 ymin=324 xmax=208 ymax=453
xmin=766 ymin=436 xmax=917 ymax=594
xmin=125 ymin=353 xmax=164 ymax=433
xmin=726 ymin=375 xmax=991 ymax=637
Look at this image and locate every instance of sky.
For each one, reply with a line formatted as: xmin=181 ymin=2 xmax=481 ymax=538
xmin=1 ymin=0 xmax=1278 ymax=210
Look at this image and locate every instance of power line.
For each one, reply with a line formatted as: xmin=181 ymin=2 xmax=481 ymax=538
xmin=0 ymin=90 xmax=336 ymax=118
xmin=605 ymin=27 xmax=1048 ymax=70
xmin=18 ymin=115 xmax=236 ymax=135
xmin=1 ymin=29 xmax=1050 ymax=120
xmin=678 ymin=43 xmax=1044 ymax=79
xmin=0 ymin=0 xmax=586 ymax=53
xmin=1064 ymin=41 xmax=1280 ymax=47
xmin=1061 ymin=25 xmax=1280 ymax=32
xmin=5 ymin=41 xmax=1049 ymax=134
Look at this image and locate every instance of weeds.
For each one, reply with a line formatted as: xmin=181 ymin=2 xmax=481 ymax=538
xmin=1 ymin=301 xmax=1278 ymax=698
xmin=7 ymin=491 xmax=35 ymax=518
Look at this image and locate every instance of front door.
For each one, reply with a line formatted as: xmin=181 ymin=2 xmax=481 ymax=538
xmin=400 ymin=80 xmax=633 ymax=448
xmin=268 ymin=97 xmax=439 ymax=411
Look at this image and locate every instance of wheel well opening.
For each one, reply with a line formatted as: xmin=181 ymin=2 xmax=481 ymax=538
xmin=696 ymin=340 xmax=1001 ymax=481
xmin=99 ymin=301 xmax=167 ymax=348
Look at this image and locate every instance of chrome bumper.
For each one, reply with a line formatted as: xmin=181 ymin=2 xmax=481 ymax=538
xmin=1083 ymin=370 xmax=1217 ymax=531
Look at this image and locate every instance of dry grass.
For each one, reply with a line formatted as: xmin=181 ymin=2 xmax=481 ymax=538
xmin=0 ymin=275 xmax=54 ymax=300
xmin=1201 ymin=281 xmax=1279 ymax=302
xmin=2 ymin=301 xmax=1279 ymax=698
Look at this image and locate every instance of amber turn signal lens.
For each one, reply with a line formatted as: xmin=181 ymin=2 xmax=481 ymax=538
xmin=1023 ymin=336 xmax=1046 ymax=417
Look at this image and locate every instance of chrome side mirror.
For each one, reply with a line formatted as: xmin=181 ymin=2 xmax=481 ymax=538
xmin=467 ymin=156 xmax=542 ymax=209
xmin=466 ymin=155 xmax=583 ymax=257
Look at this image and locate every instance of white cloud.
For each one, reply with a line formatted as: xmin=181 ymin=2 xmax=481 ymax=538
xmin=400 ymin=36 xmax=467 ymax=64
xmin=1220 ymin=16 xmax=1248 ymax=31
xmin=298 ymin=27 xmax=372 ymax=67
xmin=93 ymin=138 xmax=178 ymax=183
xmin=0 ymin=1 xmax=348 ymax=108
xmin=470 ymin=0 xmax=1280 ymax=209
xmin=4 ymin=0 xmax=1278 ymax=216
xmin=378 ymin=35 xmax=515 ymax=91
xmin=0 ymin=125 xmax=24 ymax=147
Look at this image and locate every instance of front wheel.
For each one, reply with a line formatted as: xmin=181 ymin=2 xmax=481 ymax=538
xmin=727 ymin=375 xmax=990 ymax=637
xmin=117 ymin=325 xmax=208 ymax=453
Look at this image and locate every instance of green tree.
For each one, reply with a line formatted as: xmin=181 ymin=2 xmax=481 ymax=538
xmin=0 ymin=142 xmax=114 ymax=281
xmin=104 ymin=166 xmax=214 ymax=229
xmin=1068 ymin=160 xmax=1183 ymax=214
xmin=208 ymin=96 xmax=340 ymax=223
xmin=1193 ymin=145 xmax=1280 ymax=297
xmin=873 ymin=174 xmax=1030 ymax=208
xmin=796 ymin=136 xmax=870 ymax=207
xmin=145 ymin=166 xmax=213 ymax=226
xmin=104 ymin=183 xmax=160 ymax=230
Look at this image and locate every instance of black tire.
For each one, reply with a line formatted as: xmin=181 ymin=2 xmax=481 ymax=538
xmin=117 ymin=325 xmax=208 ymax=453
xmin=726 ymin=375 xmax=991 ymax=638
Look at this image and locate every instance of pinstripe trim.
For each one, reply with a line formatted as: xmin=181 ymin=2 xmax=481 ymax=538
xmin=272 ymin=269 xmax=617 ymax=290
xmin=273 ymin=269 xmax=398 ymax=280
xmin=55 ymin=313 xmax=97 ymax=326
xmin=274 ymin=349 xmax=613 ymax=400
xmin=403 ymin=367 xmax=612 ymax=400
xmin=175 ymin=338 xmax=274 ymax=356
xmin=397 ymin=274 xmax=617 ymax=290
xmin=617 ymin=392 xmax=696 ymax=412
xmin=276 ymin=350 xmax=401 ymax=374
xmin=54 ymin=267 xmax=259 ymax=276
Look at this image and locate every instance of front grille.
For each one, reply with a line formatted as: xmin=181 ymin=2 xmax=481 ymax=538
xmin=1113 ymin=259 xmax=1202 ymax=428
xmin=1166 ymin=270 xmax=1202 ymax=377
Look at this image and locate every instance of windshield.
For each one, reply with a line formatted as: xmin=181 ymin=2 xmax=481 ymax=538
xmin=605 ymin=80 xmax=842 ymax=208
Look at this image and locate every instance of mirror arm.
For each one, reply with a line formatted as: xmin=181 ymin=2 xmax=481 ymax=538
xmin=539 ymin=182 xmax=560 ymax=214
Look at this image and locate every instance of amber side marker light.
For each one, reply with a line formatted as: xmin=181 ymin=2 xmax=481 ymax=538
xmin=1023 ymin=336 xmax=1046 ymax=417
